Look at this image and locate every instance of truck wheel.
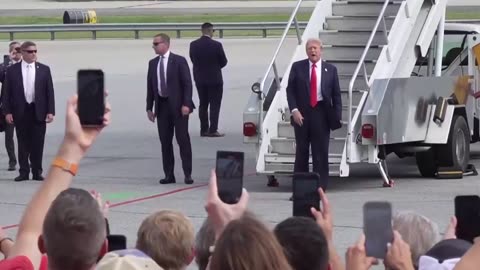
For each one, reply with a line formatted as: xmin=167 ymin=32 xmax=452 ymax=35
xmin=416 ymin=149 xmax=437 ymax=177
xmin=438 ymin=115 xmax=470 ymax=171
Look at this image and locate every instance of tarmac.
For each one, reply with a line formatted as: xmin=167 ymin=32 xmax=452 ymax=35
xmin=0 ymin=38 xmax=479 ymax=270
xmin=0 ymin=0 xmax=479 ymax=17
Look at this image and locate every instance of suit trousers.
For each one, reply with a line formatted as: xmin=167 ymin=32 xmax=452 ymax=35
xmin=196 ymin=83 xmax=223 ymax=133
xmin=156 ymin=97 xmax=193 ymax=178
xmin=292 ymin=101 xmax=330 ymax=190
xmin=15 ymin=103 xmax=46 ymax=176
xmin=4 ymin=123 xmax=16 ymax=167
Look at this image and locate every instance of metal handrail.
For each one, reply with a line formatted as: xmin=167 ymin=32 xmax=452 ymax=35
xmin=347 ymin=0 xmax=391 ymax=161
xmin=0 ymin=22 xmax=309 ymax=40
xmin=257 ymin=0 xmax=304 ymax=134
xmin=259 ymin=0 xmax=304 ymax=95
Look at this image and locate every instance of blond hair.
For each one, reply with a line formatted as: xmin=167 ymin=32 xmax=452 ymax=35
xmin=136 ymin=210 xmax=195 ymax=270
xmin=209 ymin=214 xmax=292 ymax=270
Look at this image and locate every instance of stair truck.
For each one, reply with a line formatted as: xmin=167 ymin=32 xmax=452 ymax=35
xmin=243 ymin=0 xmax=480 ymax=186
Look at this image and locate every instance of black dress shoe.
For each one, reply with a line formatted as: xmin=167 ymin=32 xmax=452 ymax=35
xmin=159 ymin=177 xmax=176 ymax=184
xmin=8 ymin=165 xmax=16 ymax=171
xmin=33 ymin=175 xmax=44 ymax=181
xmin=267 ymin=177 xmax=279 ymax=187
xmin=14 ymin=175 xmax=29 ymax=182
xmin=184 ymin=176 xmax=194 ymax=185
xmin=200 ymin=132 xmax=209 ymax=137
xmin=208 ymin=131 xmax=225 ymax=137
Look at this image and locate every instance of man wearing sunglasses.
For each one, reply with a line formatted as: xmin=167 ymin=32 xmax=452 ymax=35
xmin=0 ymin=41 xmax=21 ymax=172
xmin=2 ymin=41 xmax=55 ymax=182
xmin=146 ymin=33 xmax=195 ymax=185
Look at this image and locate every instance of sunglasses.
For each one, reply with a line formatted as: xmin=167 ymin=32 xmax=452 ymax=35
xmin=24 ymin=50 xmax=37 ymax=54
xmin=13 ymin=47 xmax=21 ymax=52
xmin=153 ymin=41 xmax=166 ymax=46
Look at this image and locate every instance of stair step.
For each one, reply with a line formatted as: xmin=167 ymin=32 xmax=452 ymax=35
xmin=265 ymin=153 xmax=342 ymax=164
xmin=333 ymin=2 xmax=401 ymax=17
xmin=270 ymin=137 xmax=346 ymax=155
xmin=344 ymin=0 xmax=404 ymax=3
xmin=320 ymin=30 xmax=388 ymax=46
xmin=329 ymin=61 xmax=376 ymax=74
xmin=339 ymin=74 xmax=369 ymax=91
xmin=325 ymin=16 xmax=395 ymax=31
xmin=278 ymin=122 xmax=349 ymax=139
xmin=264 ymin=160 xmax=341 ymax=176
xmin=322 ymin=46 xmax=383 ymax=61
xmin=278 ymin=100 xmax=361 ymax=139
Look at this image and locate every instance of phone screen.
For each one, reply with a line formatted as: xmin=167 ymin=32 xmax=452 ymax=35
xmin=77 ymin=69 xmax=105 ymax=126
xmin=107 ymin=234 xmax=127 ymax=252
xmin=363 ymin=201 xmax=393 ymax=259
xmin=216 ymin=151 xmax=244 ymax=204
xmin=455 ymin=195 xmax=480 ymax=243
xmin=292 ymin=173 xmax=320 ymax=219
xmin=3 ymin=55 xmax=9 ymax=66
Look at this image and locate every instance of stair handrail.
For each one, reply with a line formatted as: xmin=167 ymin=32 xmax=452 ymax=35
xmin=347 ymin=0 xmax=391 ymax=161
xmin=256 ymin=0 xmax=304 ymax=133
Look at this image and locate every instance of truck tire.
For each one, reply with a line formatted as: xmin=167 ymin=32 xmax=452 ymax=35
xmin=416 ymin=149 xmax=437 ymax=177
xmin=438 ymin=115 xmax=470 ymax=171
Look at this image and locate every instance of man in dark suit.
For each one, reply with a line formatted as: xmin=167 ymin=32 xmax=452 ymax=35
xmin=286 ymin=38 xmax=342 ymax=190
xmin=146 ymin=33 xmax=195 ymax=185
xmin=189 ymin=22 xmax=228 ymax=137
xmin=3 ymin=41 xmax=55 ymax=182
xmin=0 ymin=41 xmax=20 ymax=171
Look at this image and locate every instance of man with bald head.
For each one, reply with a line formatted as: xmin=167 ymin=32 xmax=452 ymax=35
xmin=286 ymin=38 xmax=342 ymax=190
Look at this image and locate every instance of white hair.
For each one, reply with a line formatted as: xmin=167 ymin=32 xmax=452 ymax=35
xmin=392 ymin=211 xmax=440 ymax=267
xmin=305 ymin=38 xmax=323 ymax=48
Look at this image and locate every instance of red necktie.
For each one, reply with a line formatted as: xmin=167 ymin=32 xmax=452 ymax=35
xmin=310 ymin=63 xmax=318 ymax=107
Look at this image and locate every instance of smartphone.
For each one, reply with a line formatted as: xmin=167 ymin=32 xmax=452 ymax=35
xmin=363 ymin=201 xmax=393 ymax=259
xmin=455 ymin=195 xmax=480 ymax=243
xmin=3 ymin=55 xmax=9 ymax=66
xmin=215 ymin=151 xmax=244 ymax=204
xmin=107 ymin=234 xmax=127 ymax=252
xmin=77 ymin=69 xmax=105 ymax=126
xmin=292 ymin=173 xmax=320 ymax=218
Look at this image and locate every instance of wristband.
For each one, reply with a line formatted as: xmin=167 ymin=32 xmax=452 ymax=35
xmin=52 ymin=157 xmax=78 ymax=176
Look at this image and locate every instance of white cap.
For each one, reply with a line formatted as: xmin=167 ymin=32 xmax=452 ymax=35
xmin=418 ymin=256 xmax=460 ymax=270
xmin=96 ymin=249 xmax=163 ymax=270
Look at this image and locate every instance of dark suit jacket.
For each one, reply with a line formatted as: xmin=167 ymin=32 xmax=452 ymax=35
xmin=0 ymin=63 xmax=7 ymax=84
xmin=0 ymin=61 xmax=16 ymax=104
xmin=286 ymin=59 xmax=342 ymax=130
xmin=2 ymin=61 xmax=55 ymax=122
xmin=0 ymin=63 xmax=8 ymax=104
xmin=189 ymin=36 xmax=228 ymax=85
xmin=146 ymin=53 xmax=195 ymax=116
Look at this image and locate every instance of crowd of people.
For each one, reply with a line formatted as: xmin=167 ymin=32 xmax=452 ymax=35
xmin=0 ymin=98 xmax=479 ymax=269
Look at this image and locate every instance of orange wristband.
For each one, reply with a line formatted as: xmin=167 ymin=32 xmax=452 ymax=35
xmin=52 ymin=158 xmax=78 ymax=176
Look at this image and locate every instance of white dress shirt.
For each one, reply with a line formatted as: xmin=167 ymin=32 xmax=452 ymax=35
xmin=157 ymin=50 xmax=170 ymax=96
xmin=21 ymin=61 xmax=35 ymax=104
xmin=310 ymin=60 xmax=323 ymax=101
